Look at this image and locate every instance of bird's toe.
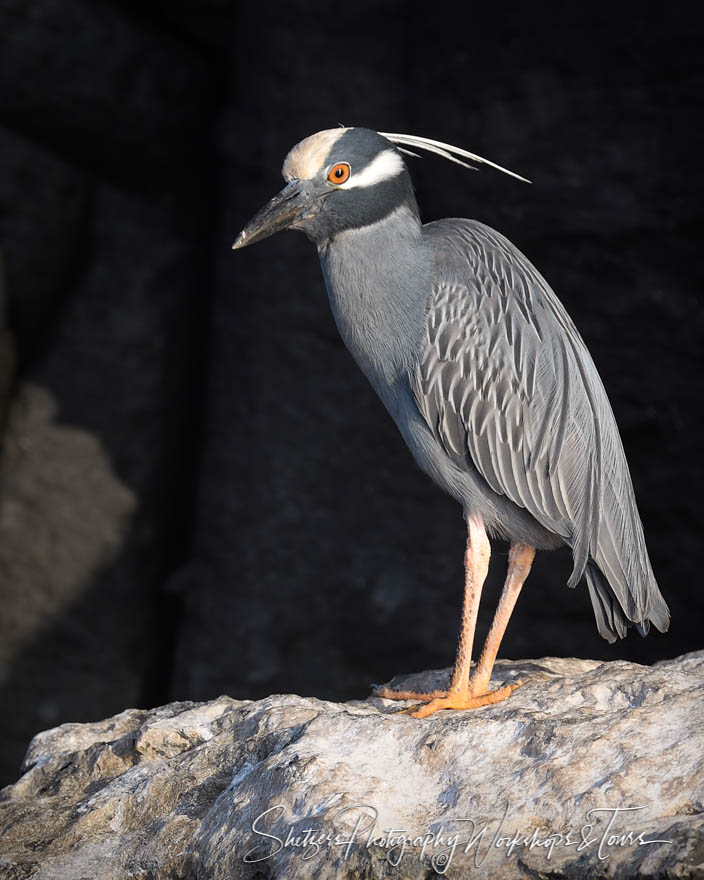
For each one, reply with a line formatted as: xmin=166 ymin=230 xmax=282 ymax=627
xmin=409 ymin=680 xmax=524 ymax=719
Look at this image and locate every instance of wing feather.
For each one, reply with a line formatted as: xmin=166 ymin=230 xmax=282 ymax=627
xmin=410 ymin=219 xmax=669 ymax=638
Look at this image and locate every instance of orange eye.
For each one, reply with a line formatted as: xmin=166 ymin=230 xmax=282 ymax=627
xmin=327 ymin=162 xmax=351 ymax=184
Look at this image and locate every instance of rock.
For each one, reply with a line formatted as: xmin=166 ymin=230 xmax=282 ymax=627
xmin=0 ymin=177 xmax=208 ymax=785
xmin=0 ymin=0 xmax=211 ymax=177
xmin=1 ymin=652 xmax=702 ymax=879
xmin=0 ymin=254 xmax=15 ymax=428
xmin=0 ymin=126 xmax=91 ymax=370
xmin=0 ymin=383 xmax=137 ymax=786
xmin=0 ymin=0 xmax=216 ymax=788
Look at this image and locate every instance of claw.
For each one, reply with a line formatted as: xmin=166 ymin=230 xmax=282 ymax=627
xmin=391 ymin=702 xmax=426 ymax=715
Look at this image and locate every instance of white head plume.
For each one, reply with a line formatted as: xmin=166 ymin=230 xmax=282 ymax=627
xmin=378 ymin=132 xmax=531 ymax=184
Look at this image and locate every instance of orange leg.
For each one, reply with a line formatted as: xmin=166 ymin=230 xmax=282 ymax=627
xmin=376 ymin=515 xmax=489 ymax=703
xmin=375 ymin=524 xmax=536 ymax=719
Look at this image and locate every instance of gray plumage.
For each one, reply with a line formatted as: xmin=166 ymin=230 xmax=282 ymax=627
xmin=234 ymin=126 xmax=669 ymax=644
xmin=412 ymin=220 xmax=669 ymax=641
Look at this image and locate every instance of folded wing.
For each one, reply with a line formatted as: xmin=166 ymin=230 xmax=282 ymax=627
xmin=411 ymin=220 xmax=669 ymax=640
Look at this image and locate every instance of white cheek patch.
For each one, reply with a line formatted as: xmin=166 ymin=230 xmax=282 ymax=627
xmin=338 ymin=149 xmax=404 ymax=189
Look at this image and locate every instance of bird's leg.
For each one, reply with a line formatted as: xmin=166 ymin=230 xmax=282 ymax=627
xmin=467 ymin=543 xmax=536 ymax=698
xmin=374 ymin=516 xmax=490 ymax=705
xmin=405 ymin=542 xmax=533 ymax=718
xmin=377 ymin=539 xmax=535 ymax=719
xmin=409 ymin=543 xmax=535 ymax=718
xmin=447 ymin=515 xmax=490 ymax=695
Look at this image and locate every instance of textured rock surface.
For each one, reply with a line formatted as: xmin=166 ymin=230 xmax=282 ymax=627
xmin=1 ymin=652 xmax=703 ymax=879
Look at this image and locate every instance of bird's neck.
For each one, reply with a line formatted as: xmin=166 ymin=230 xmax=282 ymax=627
xmin=318 ymin=205 xmax=429 ymax=413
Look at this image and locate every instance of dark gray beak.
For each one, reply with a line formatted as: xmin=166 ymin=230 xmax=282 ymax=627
xmin=232 ymin=179 xmax=318 ymax=250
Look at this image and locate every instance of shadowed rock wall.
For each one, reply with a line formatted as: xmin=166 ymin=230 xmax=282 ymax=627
xmin=0 ymin=2 xmax=702 ymax=786
xmin=0 ymin=0 xmax=217 ymax=783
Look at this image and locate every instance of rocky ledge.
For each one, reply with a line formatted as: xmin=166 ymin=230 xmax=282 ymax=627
xmin=1 ymin=653 xmax=703 ymax=879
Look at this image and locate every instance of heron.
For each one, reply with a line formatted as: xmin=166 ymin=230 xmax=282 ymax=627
xmin=232 ymin=127 xmax=669 ymax=718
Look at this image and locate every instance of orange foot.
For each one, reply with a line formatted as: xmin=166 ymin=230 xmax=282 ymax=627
xmin=374 ymin=680 xmax=523 ymax=718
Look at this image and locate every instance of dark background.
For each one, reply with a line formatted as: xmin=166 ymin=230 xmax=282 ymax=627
xmin=0 ymin=2 xmax=701 ymax=785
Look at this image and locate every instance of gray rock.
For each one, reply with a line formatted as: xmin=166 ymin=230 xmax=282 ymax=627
xmin=1 ymin=652 xmax=702 ymax=879
xmin=0 ymin=175 xmax=207 ymax=785
xmin=0 ymin=383 xmax=138 ymax=785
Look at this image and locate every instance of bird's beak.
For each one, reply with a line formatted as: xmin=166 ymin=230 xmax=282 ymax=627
xmin=232 ymin=179 xmax=319 ymax=250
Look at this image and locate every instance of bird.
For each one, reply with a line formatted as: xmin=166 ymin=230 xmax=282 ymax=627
xmin=232 ymin=126 xmax=669 ymax=718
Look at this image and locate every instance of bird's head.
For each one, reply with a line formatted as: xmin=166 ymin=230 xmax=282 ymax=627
xmin=232 ymin=127 xmax=416 ymax=249
xmin=232 ymin=127 xmax=529 ymax=250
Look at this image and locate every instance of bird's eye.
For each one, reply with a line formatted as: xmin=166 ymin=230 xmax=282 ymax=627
xmin=327 ymin=162 xmax=351 ymax=184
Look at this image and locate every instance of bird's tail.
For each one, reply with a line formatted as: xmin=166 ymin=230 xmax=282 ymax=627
xmin=566 ymin=369 xmax=671 ymax=643
xmin=585 ymin=560 xmax=669 ymax=643
xmin=581 ymin=473 xmax=670 ymax=643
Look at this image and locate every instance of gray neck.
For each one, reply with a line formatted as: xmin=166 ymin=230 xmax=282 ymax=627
xmin=318 ymin=205 xmax=429 ymax=416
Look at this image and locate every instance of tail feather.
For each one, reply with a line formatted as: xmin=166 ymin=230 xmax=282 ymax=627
xmin=585 ymin=556 xmax=669 ymax=643
xmin=579 ymin=404 xmax=670 ymax=641
xmin=644 ymin=583 xmax=671 ymax=633
xmin=585 ymin=563 xmax=626 ymax=643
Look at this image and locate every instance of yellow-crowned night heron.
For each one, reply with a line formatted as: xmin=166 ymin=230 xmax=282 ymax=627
xmin=233 ymin=127 xmax=669 ymax=718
